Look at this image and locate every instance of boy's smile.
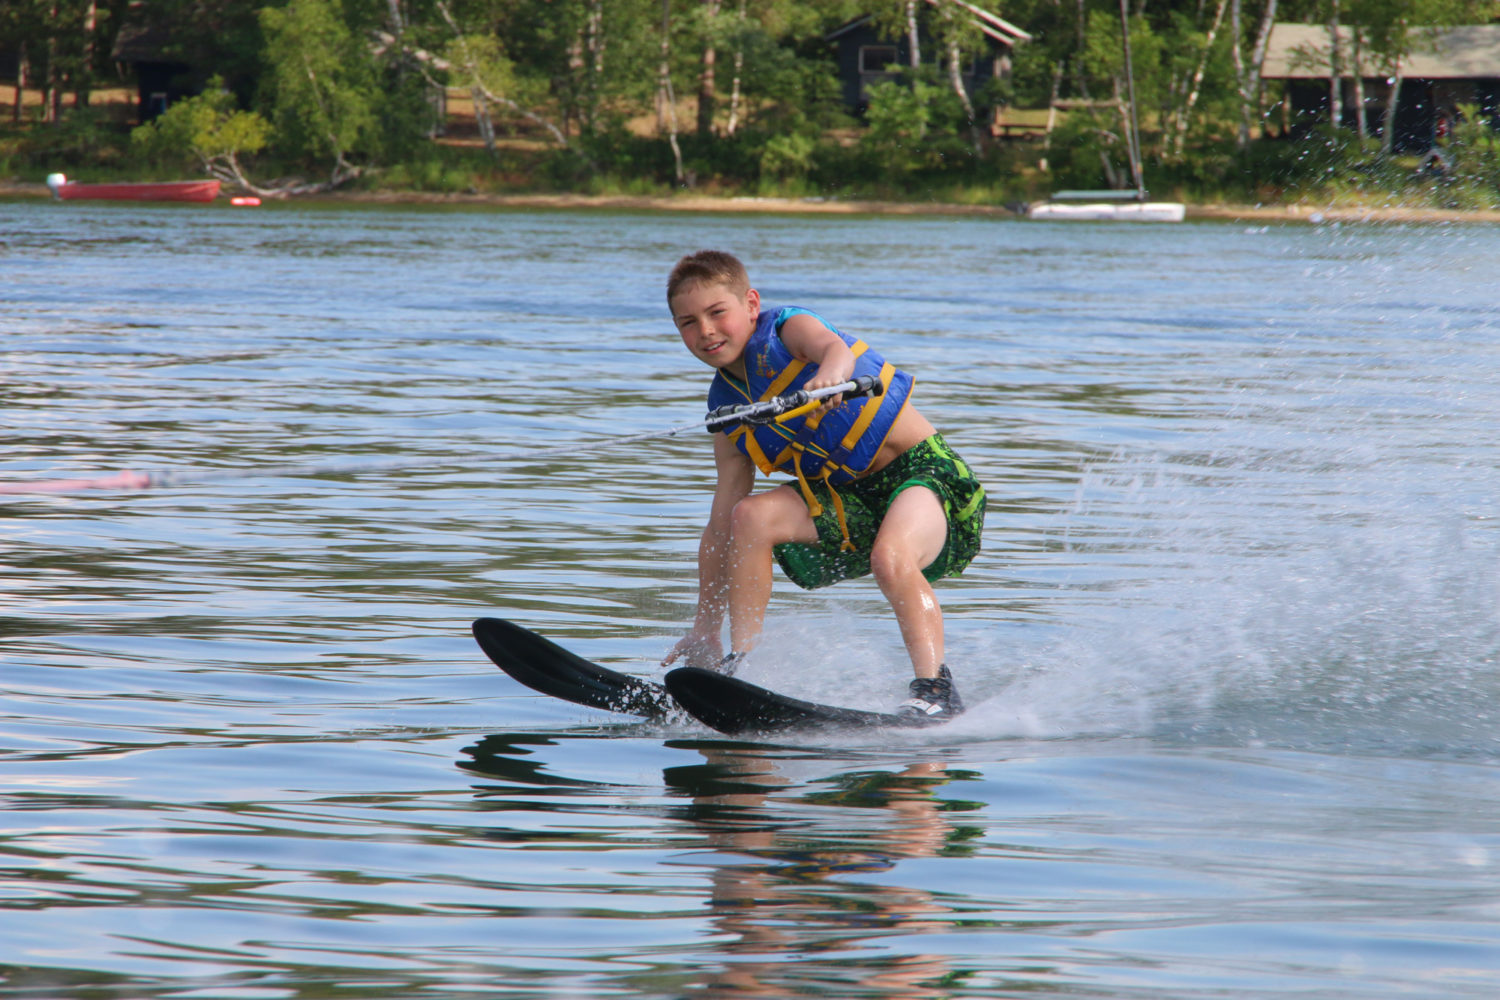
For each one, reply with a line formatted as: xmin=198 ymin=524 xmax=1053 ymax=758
xmin=671 ymin=281 xmax=761 ymax=378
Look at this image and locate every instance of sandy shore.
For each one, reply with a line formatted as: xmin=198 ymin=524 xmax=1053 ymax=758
xmin=7 ymin=179 xmax=1499 ymax=224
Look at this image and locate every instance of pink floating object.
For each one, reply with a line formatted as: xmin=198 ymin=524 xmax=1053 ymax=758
xmin=0 ymin=470 xmax=155 ymax=495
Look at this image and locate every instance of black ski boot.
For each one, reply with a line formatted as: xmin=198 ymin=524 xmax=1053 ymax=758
xmin=897 ymin=665 xmax=964 ymax=721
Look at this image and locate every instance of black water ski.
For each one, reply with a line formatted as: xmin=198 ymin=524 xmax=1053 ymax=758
xmin=473 ymin=617 xmax=673 ymax=719
xmin=665 ymin=666 xmax=942 ymax=735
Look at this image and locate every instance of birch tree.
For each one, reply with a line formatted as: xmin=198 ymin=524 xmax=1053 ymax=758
xmin=1165 ymin=0 xmax=1231 ymax=157
xmin=930 ymin=0 xmax=986 ymax=151
xmin=658 ymin=0 xmax=687 ymax=183
xmin=1233 ymin=0 xmax=1279 ymax=148
xmin=260 ymin=0 xmax=379 ymax=188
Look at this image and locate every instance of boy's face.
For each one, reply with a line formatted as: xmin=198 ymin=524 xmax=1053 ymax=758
xmin=670 ymin=280 xmax=760 ymax=376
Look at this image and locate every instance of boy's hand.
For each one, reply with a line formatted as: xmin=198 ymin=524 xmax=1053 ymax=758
xmin=780 ymin=311 xmax=856 ymax=414
xmin=662 ymin=630 xmax=723 ymax=670
xmin=805 ymin=371 xmax=854 ymax=414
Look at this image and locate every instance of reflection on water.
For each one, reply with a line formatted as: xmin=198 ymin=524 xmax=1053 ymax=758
xmin=464 ymin=735 xmax=983 ymax=998
xmin=5 ymin=200 xmax=1500 ymax=998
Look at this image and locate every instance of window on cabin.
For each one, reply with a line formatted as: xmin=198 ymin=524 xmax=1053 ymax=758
xmin=859 ymin=46 xmax=900 ymax=74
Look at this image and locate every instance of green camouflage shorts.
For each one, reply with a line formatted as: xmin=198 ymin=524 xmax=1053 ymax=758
xmin=773 ymin=434 xmax=986 ymax=591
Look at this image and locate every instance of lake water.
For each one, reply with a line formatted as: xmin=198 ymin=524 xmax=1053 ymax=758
xmin=3 ymin=197 xmax=1500 ymax=999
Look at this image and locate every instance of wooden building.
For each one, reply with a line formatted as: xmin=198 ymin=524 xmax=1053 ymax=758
xmin=825 ymin=0 xmax=1030 ymax=117
xmin=110 ymin=19 xmax=195 ymax=123
xmin=1261 ymin=23 xmax=1500 ymax=151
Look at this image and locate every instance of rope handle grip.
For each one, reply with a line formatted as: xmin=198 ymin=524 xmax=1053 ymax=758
xmin=704 ymin=375 xmax=884 ymax=433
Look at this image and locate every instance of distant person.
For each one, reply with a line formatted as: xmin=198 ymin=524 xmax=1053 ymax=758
xmin=660 ymin=250 xmax=986 ymax=721
xmin=1423 ymin=107 xmax=1457 ymax=176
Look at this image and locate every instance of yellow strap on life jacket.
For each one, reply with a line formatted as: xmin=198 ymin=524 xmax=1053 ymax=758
xmin=760 ymin=359 xmax=805 ymax=401
xmin=738 ymin=337 xmax=879 ymax=548
xmin=734 ymin=426 xmax=777 ymax=475
xmin=790 ymin=462 xmax=857 ymax=552
xmin=837 ymin=361 xmax=895 ymax=462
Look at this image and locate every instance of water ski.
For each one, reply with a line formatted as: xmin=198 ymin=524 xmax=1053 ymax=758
xmin=472 ymin=617 xmax=673 ymax=719
xmin=664 ymin=666 xmax=944 ymax=735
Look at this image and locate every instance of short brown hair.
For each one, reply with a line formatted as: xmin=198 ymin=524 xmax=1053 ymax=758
xmin=666 ymin=250 xmax=750 ymax=303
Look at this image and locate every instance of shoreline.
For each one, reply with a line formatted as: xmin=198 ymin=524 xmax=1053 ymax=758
xmin=6 ymin=180 xmax=1500 ymax=224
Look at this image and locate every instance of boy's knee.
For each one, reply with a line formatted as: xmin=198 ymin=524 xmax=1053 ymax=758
xmin=728 ymin=494 xmax=776 ymax=545
xmin=869 ymin=539 xmax=919 ymax=584
xmin=729 ymin=489 xmax=816 ymax=549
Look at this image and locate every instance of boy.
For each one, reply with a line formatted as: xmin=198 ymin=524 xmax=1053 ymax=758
xmin=660 ymin=250 xmax=986 ymax=720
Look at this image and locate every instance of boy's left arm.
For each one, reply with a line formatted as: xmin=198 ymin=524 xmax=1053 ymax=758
xmin=779 ymin=313 xmax=855 ymax=397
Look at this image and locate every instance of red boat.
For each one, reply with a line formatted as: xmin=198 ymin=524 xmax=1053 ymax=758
xmin=46 ymin=173 xmax=220 ymax=203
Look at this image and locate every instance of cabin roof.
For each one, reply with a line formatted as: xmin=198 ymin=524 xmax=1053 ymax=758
xmin=1262 ymin=23 xmax=1500 ymax=80
xmin=826 ymin=0 xmax=1031 ymax=47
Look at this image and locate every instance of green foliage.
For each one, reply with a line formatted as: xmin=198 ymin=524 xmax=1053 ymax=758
xmin=16 ymin=107 xmax=122 ymax=163
xmin=860 ymin=76 xmax=972 ymax=176
xmin=444 ymin=34 xmax=517 ymax=100
xmin=131 ymin=81 xmax=270 ymax=171
xmin=380 ymin=154 xmax=479 ymax=193
xmin=1045 ymin=106 xmax=1130 ymax=190
xmin=259 ymin=0 xmax=379 ymax=163
xmin=759 ymin=130 xmax=817 ymax=182
xmin=1447 ymin=103 xmax=1500 ymax=199
xmin=12 ymin=0 xmax=1499 ymax=211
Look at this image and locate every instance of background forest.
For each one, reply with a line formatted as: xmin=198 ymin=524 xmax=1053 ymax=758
xmin=4 ymin=0 xmax=1500 ymax=206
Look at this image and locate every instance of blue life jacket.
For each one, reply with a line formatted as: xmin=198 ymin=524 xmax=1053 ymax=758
xmin=706 ymin=307 xmax=914 ymax=545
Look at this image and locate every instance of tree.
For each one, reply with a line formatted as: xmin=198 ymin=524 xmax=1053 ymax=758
xmin=1232 ymin=0 xmax=1280 ymax=148
xmin=929 ymin=0 xmax=988 ymax=151
xmin=131 ymin=78 xmax=274 ymax=193
xmin=658 ymin=0 xmax=687 ymax=182
xmin=434 ymin=3 xmax=568 ymax=154
xmin=259 ymin=0 xmax=380 ymax=188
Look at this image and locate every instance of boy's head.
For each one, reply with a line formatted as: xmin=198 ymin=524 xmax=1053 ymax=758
xmin=667 ymin=250 xmax=760 ymax=374
xmin=666 ymin=250 xmax=750 ymax=307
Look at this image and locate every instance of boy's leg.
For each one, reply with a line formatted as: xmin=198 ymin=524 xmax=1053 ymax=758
xmin=726 ymin=485 xmax=820 ymax=653
xmin=868 ymin=486 xmax=949 ymax=679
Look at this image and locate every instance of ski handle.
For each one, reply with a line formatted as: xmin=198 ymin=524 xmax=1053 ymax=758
xmin=703 ymin=375 xmax=884 ymax=433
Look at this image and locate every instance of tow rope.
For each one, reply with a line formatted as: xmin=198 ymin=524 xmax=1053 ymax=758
xmin=0 ymin=376 xmax=883 ymax=496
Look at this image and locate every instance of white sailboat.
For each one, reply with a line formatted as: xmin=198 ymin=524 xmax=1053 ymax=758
xmin=1027 ymin=0 xmax=1185 ymax=222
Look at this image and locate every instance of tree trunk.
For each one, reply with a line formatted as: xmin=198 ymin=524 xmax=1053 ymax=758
xmin=1231 ymin=0 xmax=1246 ymax=145
xmin=1118 ymin=0 xmax=1145 ymax=196
xmin=947 ymin=36 xmax=980 ymax=153
xmin=1381 ymin=64 xmax=1403 ymax=156
xmin=697 ymin=0 xmax=718 ymax=135
xmin=45 ymin=2 xmax=61 ymax=124
xmin=591 ymin=2 xmax=604 ymax=118
xmin=1169 ymin=0 xmax=1229 ymax=158
xmin=659 ymin=0 xmax=686 ymax=184
xmin=76 ymin=0 xmax=96 ymax=107
xmin=1351 ymin=26 xmax=1367 ymax=136
xmin=906 ymin=0 xmax=920 ymax=74
xmin=724 ymin=0 xmax=746 ymax=135
xmin=1236 ymin=0 xmax=1277 ymax=147
xmin=13 ymin=43 xmax=27 ymax=124
xmin=472 ymin=86 xmax=496 ymax=156
xmin=1040 ymin=59 xmax=1064 ymax=172
xmin=1326 ymin=7 xmax=1343 ymax=129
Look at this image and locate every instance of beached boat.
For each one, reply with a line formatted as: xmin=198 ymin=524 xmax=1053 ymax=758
xmin=1025 ymin=0 xmax=1184 ymax=224
xmin=1027 ymin=193 xmax=1186 ymax=223
xmin=46 ymin=173 xmax=221 ymax=203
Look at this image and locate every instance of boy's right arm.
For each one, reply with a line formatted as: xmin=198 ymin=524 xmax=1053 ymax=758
xmin=662 ymin=433 xmax=754 ymax=669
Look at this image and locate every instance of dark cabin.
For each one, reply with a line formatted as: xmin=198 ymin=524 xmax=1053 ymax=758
xmin=111 ymin=20 xmax=196 ymax=123
xmin=1261 ymin=23 xmax=1500 ymax=151
xmin=825 ymin=0 xmax=1030 ymax=118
